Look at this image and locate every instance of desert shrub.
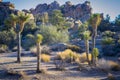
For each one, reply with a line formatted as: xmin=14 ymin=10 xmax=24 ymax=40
xmin=57 ymin=49 xmax=77 ymax=62
xmin=22 ymin=34 xmax=35 ymax=50
xmin=5 ymin=68 xmax=28 ymax=79
xmin=109 ymin=61 xmax=120 ymax=71
xmin=18 ymin=71 xmax=28 ymax=80
xmin=41 ymin=54 xmax=51 ymax=62
xmin=41 ymin=45 xmax=51 ymax=54
xmin=54 ymin=49 xmax=80 ymax=70
xmin=80 ymin=52 xmax=92 ymax=63
xmin=102 ymin=37 xmax=114 ymax=45
xmin=107 ymin=73 xmax=116 ymax=80
xmin=97 ymin=59 xmax=120 ymax=72
xmin=30 ymin=45 xmax=51 ymax=56
xmin=38 ymin=25 xmax=69 ymax=45
xmin=0 ymin=30 xmax=16 ymax=49
xmin=102 ymin=31 xmax=116 ymax=38
xmin=66 ymin=45 xmax=81 ymax=53
xmin=97 ymin=59 xmax=111 ymax=72
xmin=0 ymin=44 xmax=8 ymax=53
xmin=30 ymin=46 xmax=37 ymax=56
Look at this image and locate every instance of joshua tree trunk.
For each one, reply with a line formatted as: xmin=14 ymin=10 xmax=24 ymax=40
xmin=92 ymin=27 xmax=97 ymax=65
xmin=85 ymin=40 xmax=90 ymax=65
xmin=17 ymin=32 xmax=21 ymax=63
xmin=36 ymin=43 xmax=41 ymax=73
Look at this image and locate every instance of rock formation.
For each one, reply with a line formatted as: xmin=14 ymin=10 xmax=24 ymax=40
xmin=0 ymin=1 xmax=16 ymax=25
xmin=30 ymin=1 xmax=92 ymax=22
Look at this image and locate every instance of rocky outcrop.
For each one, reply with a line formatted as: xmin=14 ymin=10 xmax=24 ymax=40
xmin=30 ymin=1 xmax=92 ymax=22
xmin=0 ymin=1 xmax=16 ymax=25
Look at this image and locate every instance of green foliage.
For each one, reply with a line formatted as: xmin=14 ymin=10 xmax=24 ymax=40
xmin=92 ymin=48 xmax=99 ymax=58
xmin=102 ymin=37 xmax=114 ymax=45
xmin=0 ymin=30 xmax=16 ymax=49
xmin=38 ymin=25 xmax=69 ymax=44
xmin=102 ymin=31 xmax=115 ymax=38
xmin=35 ymin=34 xmax=43 ymax=44
xmin=88 ymin=13 xmax=102 ymax=28
xmin=22 ymin=34 xmax=35 ymax=50
xmin=0 ymin=44 xmax=8 ymax=53
xmin=83 ymin=31 xmax=91 ymax=40
xmin=49 ymin=10 xmax=65 ymax=30
xmin=22 ymin=20 xmax=37 ymax=36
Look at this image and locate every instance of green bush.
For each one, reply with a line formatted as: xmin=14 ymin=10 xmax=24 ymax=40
xmin=0 ymin=44 xmax=8 ymax=53
xmin=0 ymin=30 xmax=16 ymax=49
xmin=38 ymin=25 xmax=69 ymax=45
xmin=102 ymin=31 xmax=115 ymax=37
xmin=102 ymin=37 xmax=114 ymax=45
xmin=22 ymin=34 xmax=35 ymax=50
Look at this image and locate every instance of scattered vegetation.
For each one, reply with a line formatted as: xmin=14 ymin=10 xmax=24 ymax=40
xmin=41 ymin=54 xmax=51 ymax=62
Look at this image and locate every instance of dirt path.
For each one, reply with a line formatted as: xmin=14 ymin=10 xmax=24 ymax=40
xmin=0 ymin=52 xmax=117 ymax=80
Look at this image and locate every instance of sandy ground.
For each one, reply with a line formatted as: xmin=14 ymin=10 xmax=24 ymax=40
xmin=0 ymin=51 xmax=120 ymax=80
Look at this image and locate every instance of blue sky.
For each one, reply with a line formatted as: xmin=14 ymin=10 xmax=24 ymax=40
xmin=4 ymin=0 xmax=120 ymax=20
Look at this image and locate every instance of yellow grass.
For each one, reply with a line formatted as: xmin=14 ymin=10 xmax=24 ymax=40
xmin=41 ymin=54 xmax=51 ymax=62
xmin=80 ymin=52 xmax=92 ymax=63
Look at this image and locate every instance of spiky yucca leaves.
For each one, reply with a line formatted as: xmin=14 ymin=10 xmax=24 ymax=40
xmin=17 ymin=12 xmax=30 ymax=33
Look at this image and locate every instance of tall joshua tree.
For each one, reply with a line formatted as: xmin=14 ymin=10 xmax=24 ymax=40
xmin=35 ymin=34 xmax=43 ymax=73
xmin=88 ymin=14 xmax=101 ymax=63
xmin=5 ymin=12 xmax=30 ymax=63
xmin=88 ymin=13 xmax=102 ymax=48
xmin=83 ymin=31 xmax=91 ymax=65
xmin=16 ymin=12 xmax=30 ymax=63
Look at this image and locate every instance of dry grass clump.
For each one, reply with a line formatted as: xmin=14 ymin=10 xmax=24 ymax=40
xmin=109 ymin=61 xmax=120 ymax=71
xmin=18 ymin=71 xmax=29 ymax=80
xmin=107 ymin=73 xmax=116 ymax=80
xmin=30 ymin=46 xmax=51 ymax=56
xmin=57 ymin=50 xmax=92 ymax=64
xmin=80 ymin=52 xmax=92 ymax=63
xmin=97 ymin=59 xmax=111 ymax=71
xmin=57 ymin=49 xmax=78 ymax=62
xmin=30 ymin=46 xmax=37 ymax=56
xmin=97 ymin=59 xmax=120 ymax=72
xmin=6 ymin=68 xmax=28 ymax=80
xmin=41 ymin=54 xmax=51 ymax=62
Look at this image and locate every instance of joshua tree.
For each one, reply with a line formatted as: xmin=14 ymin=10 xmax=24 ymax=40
xmin=88 ymin=14 xmax=102 ymax=48
xmin=35 ymin=34 xmax=43 ymax=73
xmin=17 ymin=12 xmax=30 ymax=63
xmin=88 ymin=13 xmax=102 ymax=63
xmin=5 ymin=12 xmax=30 ymax=63
xmin=83 ymin=31 xmax=91 ymax=65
